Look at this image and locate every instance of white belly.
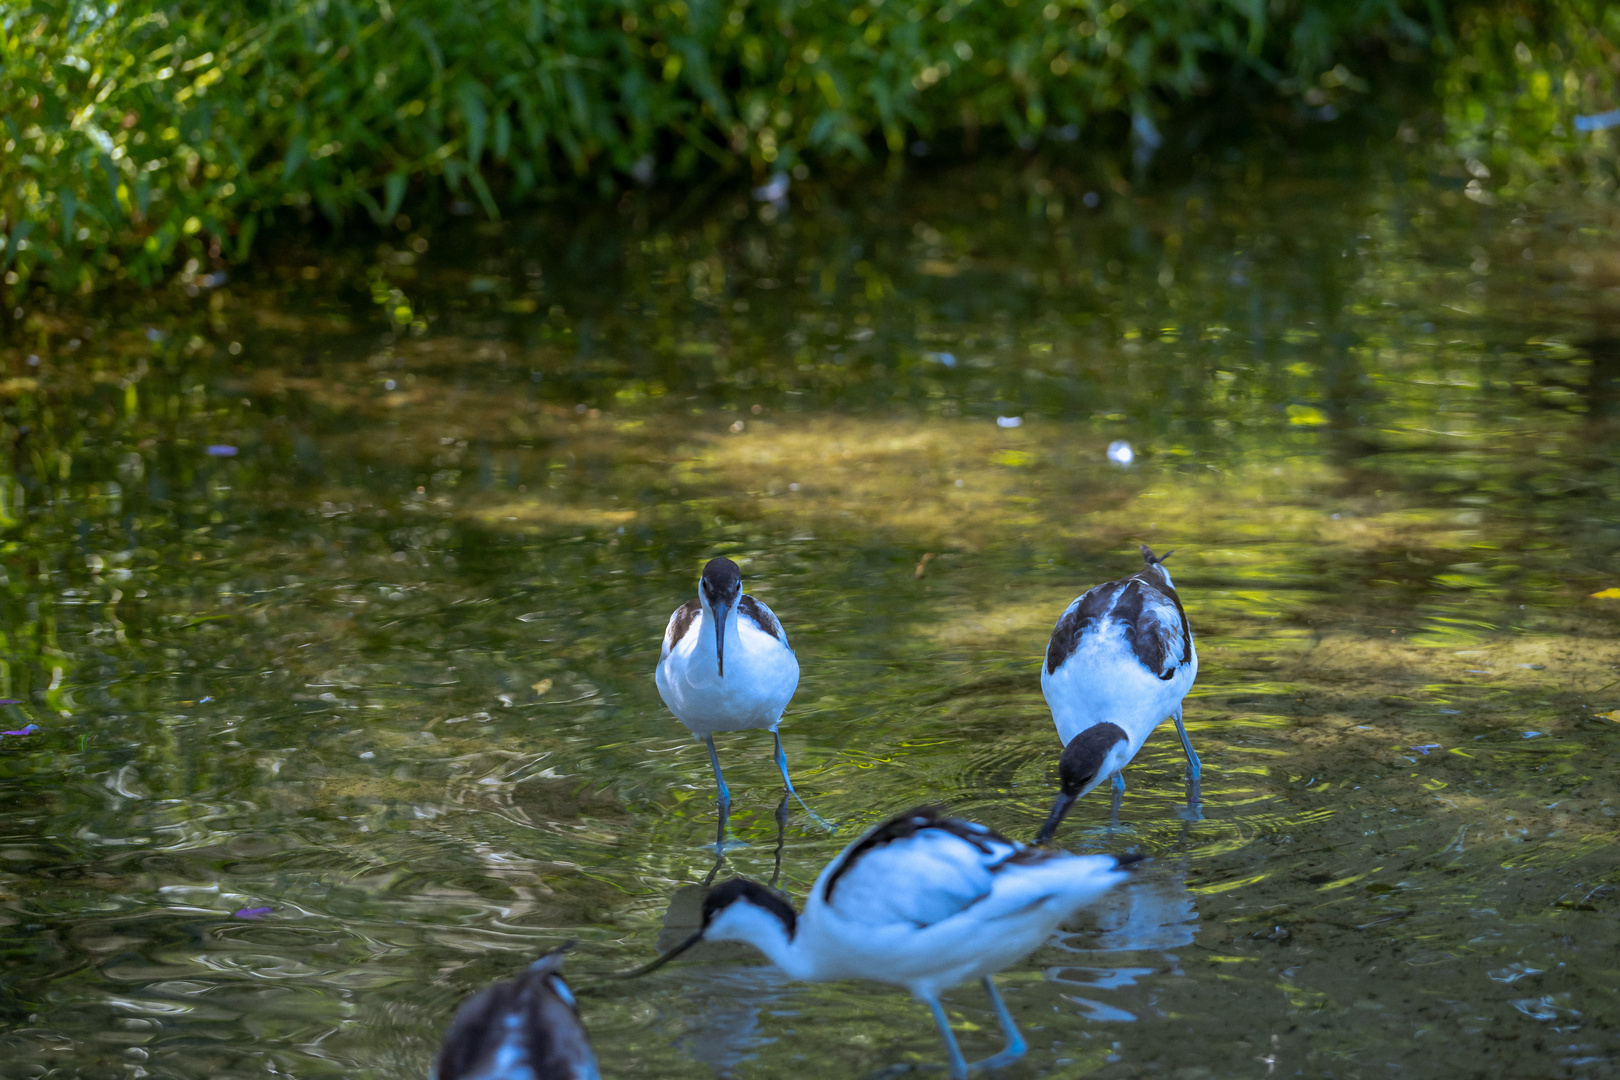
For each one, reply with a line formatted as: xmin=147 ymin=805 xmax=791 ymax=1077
xmin=656 ymin=617 xmax=799 ymax=734
xmin=801 ymin=890 xmax=1102 ymax=999
xmin=1040 ymin=626 xmax=1197 ymax=752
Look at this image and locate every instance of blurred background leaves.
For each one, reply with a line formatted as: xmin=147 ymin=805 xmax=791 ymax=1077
xmin=2 ymin=0 xmax=1457 ymax=295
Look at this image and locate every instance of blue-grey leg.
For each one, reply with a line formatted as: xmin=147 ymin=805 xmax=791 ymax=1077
xmin=923 ymin=996 xmax=970 ymax=1080
xmin=1173 ymin=705 xmax=1200 ymax=784
xmin=704 ymin=734 xmax=731 ymax=853
xmin=1109 ymin=772 xmax=1125 ymax=826
xmin=774 ymin=729 xmax=834 ymax=832
xmin=1173 ymin=705 xmax=1203 ymax=820
xmin=969 ymin=978 xmax=1028 ymax=1071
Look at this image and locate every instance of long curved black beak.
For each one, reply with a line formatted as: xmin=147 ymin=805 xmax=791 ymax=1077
xmin=1033 ymin=791 xmax=1078 ymax=845
xmin=713 ymin=603 xmax=730 ymax=678
xmin=613 ymin=929 xmax=704 ymax=979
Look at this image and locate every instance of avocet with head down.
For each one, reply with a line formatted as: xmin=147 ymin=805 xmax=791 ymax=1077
xmin=631 ymin=805 xmax=1136 ymax=1078
xmin=432 ymin=946 xmax=599 ymax=1080
xmin=657 ymin=557 xmax=822 ymax=840
xmin=1035 ymin=545 xmax=1200 ymax=841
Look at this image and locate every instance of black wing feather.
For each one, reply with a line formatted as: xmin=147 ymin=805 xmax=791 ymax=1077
xmin=1046 ymin=558 xmax=1191 ymax=677
xmin=823 ymin=805 xmax=1034 ymax=903
xmin=737 ymin=594 xmax=785 ymax=643
xmin=665 ymin=599 xmax=700 ymax=650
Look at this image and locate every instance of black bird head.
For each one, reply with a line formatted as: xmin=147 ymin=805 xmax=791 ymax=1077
xmin=1034 ymin=722 xmax=1129 ymax=844
xmin=620 ymin=878 xmax=796 ymax=979
xmin=699 ymin=557 xmax=742 ymax=677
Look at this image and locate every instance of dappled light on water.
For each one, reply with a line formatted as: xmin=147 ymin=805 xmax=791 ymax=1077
xmin=2 ymin=146 xmax=1620 ymax=1078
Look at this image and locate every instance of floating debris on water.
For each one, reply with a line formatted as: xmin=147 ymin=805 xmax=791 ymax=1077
xmin=206 ymin=445 xmax=239 ymax=457
xmin=1410 ymin=744 xmax=1440 ymax=755
xmin=2 ymin=724 xmax=40 ymax=736
xmin=1107 ymin=440 xmax=1135 ymax=465
xmin=996 ymin=416 xmax=1023 ymax=428
xmin=232 ymin=907 xmax=273 ymax=920
xmin=924 ymin=351 xmax=957 ymax=367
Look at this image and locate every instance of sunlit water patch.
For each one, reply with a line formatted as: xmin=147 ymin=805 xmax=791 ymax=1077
xmin=2 ymin=143 xmax=1620 ymax=1079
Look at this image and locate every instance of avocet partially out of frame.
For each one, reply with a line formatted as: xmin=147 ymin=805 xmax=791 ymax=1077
xmin=432 ymin=946 xmax=600 ymax=1080
xmin=656 ymin=557 xmax=822 ymax=842
xmin=1035 ymin=545 xmax=1200 ymax=841
xmin=630 ymin=805 xmax=1136 ymax=1078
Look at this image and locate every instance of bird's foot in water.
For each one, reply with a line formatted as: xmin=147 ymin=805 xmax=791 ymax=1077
xmin=781 ymin=788 xmax=837 ymax=834
xmin=798 ymin=806 xmax=838 ymax=834
xmin=1175 ymin=780 xmax=1204 ymax=822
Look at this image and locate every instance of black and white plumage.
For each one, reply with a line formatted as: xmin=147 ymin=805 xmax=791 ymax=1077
xmin=634 ymin=806 xmax=1135 ymax=1079
xmin=1035 ymin=545 xmax=1199 ymax=841
xmin=656 ymin=557 xmax=822 ymax=839
xmin=432 ymin=947 xmax=600 ymax=1080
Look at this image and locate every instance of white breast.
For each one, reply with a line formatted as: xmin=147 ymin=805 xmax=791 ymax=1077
xmin=655 ymin=608 xmax=800 ymax=733
xmin=1042 ymin=621 xmax=1197 ymax=747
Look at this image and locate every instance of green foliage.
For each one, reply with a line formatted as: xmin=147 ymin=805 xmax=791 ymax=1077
xmin=1441 ymin=1 xmax=1620 ymax=200
xmin=1 ymin=0 xmax=1438 ymax=295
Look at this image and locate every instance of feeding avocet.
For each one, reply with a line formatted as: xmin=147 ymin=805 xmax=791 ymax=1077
xmin=1035 ymin=544 xmax=1199 ymax=841
xmin=631 ymin=805 xmax=1136 ymax=1078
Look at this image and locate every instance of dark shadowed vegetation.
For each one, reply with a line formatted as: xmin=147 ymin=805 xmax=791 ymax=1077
xmin=2 ymin=0 xmax=1455 ymax=294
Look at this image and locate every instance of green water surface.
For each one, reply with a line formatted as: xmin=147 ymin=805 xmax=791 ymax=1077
xmin=2 ymin=135 xmax=1620 ymax=1079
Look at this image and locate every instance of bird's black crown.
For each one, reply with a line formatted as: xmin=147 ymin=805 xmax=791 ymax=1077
xmin=1058 ymin=723 xmax=1128 ymax=795
xmin=703 ymin=878 xmax=797 ymax=937
xmin=701 ymin=557 xmax=742 ymax=604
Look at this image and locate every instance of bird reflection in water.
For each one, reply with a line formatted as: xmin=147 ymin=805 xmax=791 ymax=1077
xmin=690 ymin=791 xmax=789 ymax=889
xmin=1044 ymin=857 xmax=1197 ymax=1024
xmin=655 ymin=835 xmax=798 ymax=1077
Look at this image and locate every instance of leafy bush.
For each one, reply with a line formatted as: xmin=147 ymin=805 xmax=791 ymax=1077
xmin=2 ymin=0 xmax=1440 ymax=295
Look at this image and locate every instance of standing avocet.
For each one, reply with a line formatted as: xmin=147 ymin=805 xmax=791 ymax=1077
xmin=432 ymin=946 xmax=600 ymax=1080
xmin=1035 ymin=545 xmax=1199 ymax=841
xmin=632 ymin=805 xmax=1136 ymax=1079
xmin=656 ymin=557 xmax=820 ymax=841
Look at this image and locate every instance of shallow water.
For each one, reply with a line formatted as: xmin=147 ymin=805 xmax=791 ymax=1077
xmin=3 ymin=137 xmax=1620 ymax=1080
